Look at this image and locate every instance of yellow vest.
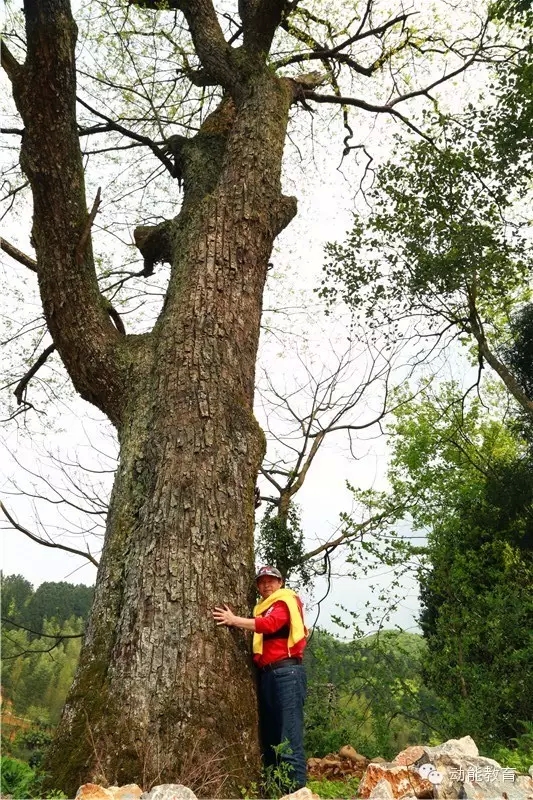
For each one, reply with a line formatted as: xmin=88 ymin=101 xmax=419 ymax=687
xmin=253 ymin=588 xmax=307 ymax=655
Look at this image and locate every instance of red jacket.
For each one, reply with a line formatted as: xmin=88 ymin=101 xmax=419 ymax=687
xmin=253 ymin=596 xmax=307 ymax=668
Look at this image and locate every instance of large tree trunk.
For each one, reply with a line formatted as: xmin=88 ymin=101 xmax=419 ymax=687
xmin=5 ymin=0 xmax=297 ymax=792
xmin=40 ymin=72 xmax=296 ymax=800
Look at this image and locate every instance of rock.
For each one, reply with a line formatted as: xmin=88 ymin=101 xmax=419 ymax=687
xmin=368 ymin=779 xmax=397 ymax=799
xmin=307 ymin=751 xmax=367 ymax=781
xmin=340 ymin=745 xmax=369 ymax=765
xmin=428 ymin=736 xmax=479 ymax=759
xmin=358 ymin=763 xmax=433 ymax=799
xmin=421 ymin=748 xmax=533 ymax=800
xmin=528 ymin=766 xmax=533 ymax=779
xmin=330 ymin=739 xmax=533 ymax=800
xmin=462 ymin=769 xmax=532 ymax=800
xmin=432 ymin=765 xmax=464 ymax=800
xmin=322 ymin=757 xmax=343 ymax=768
xmin=280 ymin=788 xmax=320 ymax=800
xmin=75 ymin=785 xmax=115 ymax=800
xmin=140 ymin=786 xmax=197 ymax=800
xmin=393 ymin=747 xmax=427 ymax=767
xmin=109 ymin=786 xmax=143 ymax=800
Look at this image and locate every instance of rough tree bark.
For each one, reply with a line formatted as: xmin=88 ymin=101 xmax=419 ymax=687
xmin=3 ymin=0 xmax=298 ymax=794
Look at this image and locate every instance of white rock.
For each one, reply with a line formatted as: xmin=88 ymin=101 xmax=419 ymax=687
xmin=280 ymin=788 xmax=320 ymax=800
xmin=140 ymin=785 xmax=197 ymax=800
xmin=428 ymin=736 xmax=479 ymax=759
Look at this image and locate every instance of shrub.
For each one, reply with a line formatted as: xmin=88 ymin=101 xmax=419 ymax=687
xmin=307 ymin=777 xmax=360 ymax=799
xmin=0 ymin=756 xmax=35 ymax=799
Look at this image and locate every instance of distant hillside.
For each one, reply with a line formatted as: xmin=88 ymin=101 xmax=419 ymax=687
xmin=1 ymin=572 xmax=94 ymax=636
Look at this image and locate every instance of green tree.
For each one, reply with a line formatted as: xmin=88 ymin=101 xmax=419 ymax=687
xmin=1 ymin=625 xmax=31 ymax=703
xmin=21 ymin=583 xmax=93 ymax=636
xmin=2 ymin=613 xmax=84 ymax=722
xmin=319 ymin=18 xmax=533 ymax=417
xmin=0 ymin=574 xmax=33 ymax=625
xmin=304 ymin=627 xmax=439 ymax=758
xmin=388 ymin=386 xmax=533 ymax=747
xmin=1 ymin=0 xmax=508 ymax=792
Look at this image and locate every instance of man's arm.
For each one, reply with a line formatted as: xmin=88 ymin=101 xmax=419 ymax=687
xmin=212 ymin=604 xmax=257 ymax=631
xmin=212 ymin=602 xmax=290 ymax=632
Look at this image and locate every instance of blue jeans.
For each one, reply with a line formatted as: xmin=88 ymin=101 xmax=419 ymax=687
xmin=257 ymin=665 xmax=307 ymax=789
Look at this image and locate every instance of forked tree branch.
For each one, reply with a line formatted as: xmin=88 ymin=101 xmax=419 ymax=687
xmin=129 ymin=0 xmax=242 ymax=95
xmin=2 ymin=618 xmax=84 ymax=640
xmin=77 ymin=97 xmax=176 ymax=175
xmin=303 ymin=92 xmax=434 ymax=141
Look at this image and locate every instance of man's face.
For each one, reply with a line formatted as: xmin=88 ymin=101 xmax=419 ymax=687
xmin=257 ymin=576 xmax=283 ymax=599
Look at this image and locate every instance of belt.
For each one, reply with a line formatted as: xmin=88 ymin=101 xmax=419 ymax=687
xmin=259 ymin=657 xmax=302 ymax=672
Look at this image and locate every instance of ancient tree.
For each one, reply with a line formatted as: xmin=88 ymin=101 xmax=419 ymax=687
xmin=1 ymin=0 xmax=494 ymax=794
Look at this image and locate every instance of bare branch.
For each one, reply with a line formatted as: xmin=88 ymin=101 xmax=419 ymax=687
xmin=388 ymin=51 xmax=481 ymax=108
xmin=1 ymin=40 xmax=22 ymax=82
xmin=75 ymin=187 xmax=101 ymax=268
xmin=14 ymin=343 xmax=56 ymax=405
xmin=0 ymin=501 xmax=100 ymax=567
xmin=299 ymin=505 xmax=402 ymax=564
xmin=1 ymin=238 xmax=38 ymax=272
xmin=303 ymin=91 xmax=434 ymax=142
xmin=2 ymin=618 xmax=84 ymax=640
xmin=278 ymin=10 xmax=415 ymax=76
xmin=77 ymin=97 xmax=176 ymax=176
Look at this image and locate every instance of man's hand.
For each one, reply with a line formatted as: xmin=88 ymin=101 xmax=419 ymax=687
xmin=212 ymin=606 xmax=257 ymax=631
xmin=212 ymin=604 xmax=237 ymax=626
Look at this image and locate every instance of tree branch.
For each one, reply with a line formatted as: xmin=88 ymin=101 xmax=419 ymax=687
xmin=106 ymin=304 xmax=126 ymax=335
xmin=388 ymin=51 xmax=481 ymax=108
xmin=75 ymin=187 xmax=101 ymax=268
xmin=329 ymin=12 xmax=414 ymax=53
xmin=77 ymin=97 xmax=176 ymax=175
xmin=9 ymin=0 xmax=129 ymax=428
xmin=14 ymin=343 xmax=56 ymax=405
xmin=129 ymin=0 xmax=242 ymax=95
xmin=1 ymin=238 xmax=38 ymax=272
xmin=1 ymin=40 xmax=22 ymax=83
xmin=0 ymin=501 xmax=100 ymax=567
xmin=240 ymin=0 xmax=289 ymax=56
xmin=467 ymin=288 xmax=533 ymax=419
xmin=303 ymin=92 xmax=434 ymax=142
xmin=299 ymin=506 xmax=402 ymax=564
xmin=2 ymin=618 xmax=84 ymax=639
xmin=277 ymin=11 xmax=414 ymax=75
